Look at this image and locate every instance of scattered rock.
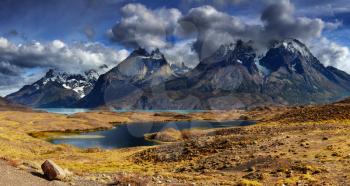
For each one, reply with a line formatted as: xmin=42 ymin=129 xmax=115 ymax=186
xmin=41 ymin=160 xmax=66 ymax=180
xmin=242 ymin=172 xmax=265 ymax=180
xmin=247 ymin=166 xmax=256 ymax=172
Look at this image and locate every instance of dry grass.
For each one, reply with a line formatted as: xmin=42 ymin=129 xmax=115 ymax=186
xmin=0 ymin=103 xmax=350 ymax=185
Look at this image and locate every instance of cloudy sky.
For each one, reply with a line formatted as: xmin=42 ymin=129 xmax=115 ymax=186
xmin=0 ymin=0 xmax=349 ymax=95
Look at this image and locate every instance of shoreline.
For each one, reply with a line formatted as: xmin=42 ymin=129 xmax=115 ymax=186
xmin=26 ymin=109 xmax=254 ymax=140
xmin=0 ymin=106 xmax=320 ymax=185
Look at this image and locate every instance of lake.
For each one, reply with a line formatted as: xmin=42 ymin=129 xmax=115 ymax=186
xmin=51 ymin=120 xmax=255 ymax=149
xmin=36 ymin=108 xmax=207 ymax=115
xmin=35 ymin=108 xmax=90 ymax=115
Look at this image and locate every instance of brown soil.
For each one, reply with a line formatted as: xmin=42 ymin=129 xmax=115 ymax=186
xmin=1 ymin=101 xmax=350 ymax=185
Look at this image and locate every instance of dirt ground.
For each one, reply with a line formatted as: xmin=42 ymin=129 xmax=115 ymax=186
xmin=0 ymin=103 xmax=349 ymax=185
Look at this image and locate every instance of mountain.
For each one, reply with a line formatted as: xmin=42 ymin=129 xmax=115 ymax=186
xmin=170 ymin=62 xmax=192 ymax=76
xmin=258 ymin=39 xmax=350 ymax=105
xmin=6 ymin=69 xmax=99 ymax=108
xmin=76 ymin=48 xmax=173 ymax=108
xmin=164 ymin=39 xmax=350 ymax=109
xmin=163 ymin=40 xmax=269 ymax=109
xmin=79 ymin=39 xmax=350 ymax=109
xmin=14 ymin=39 xmax=350 ymax=110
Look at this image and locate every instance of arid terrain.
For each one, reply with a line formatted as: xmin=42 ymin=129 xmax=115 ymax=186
xmin=0 ymin=102 xmax=349 ymax=185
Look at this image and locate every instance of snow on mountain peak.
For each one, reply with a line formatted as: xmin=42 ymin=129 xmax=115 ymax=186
xmin=274 ymin=39 xmax=312 ymax=59
xmin=37 ymin=69 xmax=98 ymax=98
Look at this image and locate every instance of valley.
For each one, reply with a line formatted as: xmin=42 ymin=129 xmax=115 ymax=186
xmin=0 ymin=102 xmax=348 ymax=185
xmin=1 ymin=38 xmax=350 ymax=185
xmin=2 ymin=1 xmax=350 ymax=185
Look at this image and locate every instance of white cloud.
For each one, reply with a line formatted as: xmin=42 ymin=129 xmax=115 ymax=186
xmin=0 ymin=37 xmax=130 ymax=96
xmin=0 ymin=37 xmax=129 ymax=73
xmin=311 ymin=38 xmax=350 ymax=73
xmin=163 ymin=39 xmax=199 ymax=68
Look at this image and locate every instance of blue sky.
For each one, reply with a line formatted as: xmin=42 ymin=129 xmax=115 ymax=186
xmin=1 ymin=0 xmax=348 ymax=45
xmin=0 ymin=0 xmax=350 ymax=96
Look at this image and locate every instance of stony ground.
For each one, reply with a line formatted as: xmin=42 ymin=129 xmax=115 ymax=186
xmin=0 ymin=103 xmax=349 ymax=185
xmin=0 ymin=160 xmax=67 ymax=186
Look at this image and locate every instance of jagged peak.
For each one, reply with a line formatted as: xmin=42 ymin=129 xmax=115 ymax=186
xmin=150 ymin=48 xmax=165 ymax=60
xmin=43 ymin=68 xmax=98 ymax=82
xmin=45 ymin=69 xmax=56 ymax=78
xmin=215 ymin=40 xmax=255 ymax=57
xmin=272 ymin=38 xmax=313 ymax=58
xmin=130 ymin=47 xmax=150 ymax=57
xmin=84 ymin=69 xmax=99 ymax=80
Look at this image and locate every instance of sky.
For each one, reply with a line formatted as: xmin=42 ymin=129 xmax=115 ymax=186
xmin=0 ymin=0 xmax=350 ymax=95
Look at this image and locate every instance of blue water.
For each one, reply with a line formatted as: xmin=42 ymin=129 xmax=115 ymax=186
xmin=36 ymin=108 xmax=208 ymax=115
xmin=35 ymin=108 xmax=90 ymax=115
xmin=51 ymin=120 xmax=255 ymax=149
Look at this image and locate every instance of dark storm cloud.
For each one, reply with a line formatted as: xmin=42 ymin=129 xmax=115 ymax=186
xmin=260 ymin=0 xmax=325 ymax=42
xmin=0 ymin=62 xmax=21 ymax=76
xmin=108 ymin=0 xmax=341 ymax=63
xmin=110 ymin=3 xmax=182 ymax=50
xmin=176 ymin=0 xmax=336 ymax=59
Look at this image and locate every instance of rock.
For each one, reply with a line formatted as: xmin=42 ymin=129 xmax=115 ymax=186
xmin=41 ymin=160 xmax=66 ymax=180
xmin=247 ymin=166 xmax=256 ymax=172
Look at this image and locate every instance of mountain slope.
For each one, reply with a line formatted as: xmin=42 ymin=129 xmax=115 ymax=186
xmin=260 ymin=39 xmax=350 ymax=104
xmin=67 ymin=39 xmax=350 ymax=109
xmin=161 ymin=39 xmax=350 ymax=109
xmin=76 ymin=48 xmax=173 ymax=108
xmin=6 ymin=69 xmax=98 ymax=107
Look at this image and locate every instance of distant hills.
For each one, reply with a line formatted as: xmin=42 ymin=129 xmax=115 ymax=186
xmin=7 ymin=39 xmax=350 ymax=109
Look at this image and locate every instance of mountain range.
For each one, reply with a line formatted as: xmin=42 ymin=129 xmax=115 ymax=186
xmin=6 ymin=69 xmax=99 ymax=107
xmin=6 ymin=39 xmax=350 ymax=109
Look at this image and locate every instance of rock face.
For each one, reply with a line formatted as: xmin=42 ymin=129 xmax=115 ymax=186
xmin=6 ymin=69 xmax=99 ymax=108
xmin=76 ymin=48 xmax=173 ymax=108
xmin=9 ymin=39 xmax=350 ymax=109
xmin=41 ymin=160 xmax=66 ymax=180
xmin=78 ymin=39 xmax=350 ymax=109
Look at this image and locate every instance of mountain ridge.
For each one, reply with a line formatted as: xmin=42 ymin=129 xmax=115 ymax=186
xmin=76 ymin=39 xmax=350 ymax=109
xmin=6 ymin=69 xmax=99 ymax=107
xmin=8 ymin=39 xmax=350 ymax=109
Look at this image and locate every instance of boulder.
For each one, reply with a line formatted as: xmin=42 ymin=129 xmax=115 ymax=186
xmin=41 ymin=160 xmax=66 ymax=180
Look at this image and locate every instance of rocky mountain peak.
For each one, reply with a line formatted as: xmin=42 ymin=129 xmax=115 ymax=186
xmin=150 ymin=48 xmax=165 ymax=60
xmin=272 ymin=38 xmax=313 ymax=59
xmin=45 ymin=69 xmax=56 ymax=78
xmin=130 ymin=47 xmax=149 ymax=57
xmin=259 ymin=39 xmax=316 ymax=74
xmin=84 ymin=69 xmax=99 ymax=81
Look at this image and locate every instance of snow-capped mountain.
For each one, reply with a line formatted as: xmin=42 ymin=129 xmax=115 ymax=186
xmin=78 ymin=39 xmax=350 ymax=110
xmin=6 ymin=69 xmax=99 ymax=107
xmin=42 ymin=69 xmax=98 ymax=98
xmin=9 ymin=39 xmax=350 ymax=109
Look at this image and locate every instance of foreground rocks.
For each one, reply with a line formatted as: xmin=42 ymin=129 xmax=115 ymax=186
xmin=41 ymin=160 xmax=67 ymax=180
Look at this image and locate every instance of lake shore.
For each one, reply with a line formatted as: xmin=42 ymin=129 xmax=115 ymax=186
xmin=1 ymin=104 xmax=349 ymax=185
xmin=0 ymin=108 xmax=278 ymax=185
